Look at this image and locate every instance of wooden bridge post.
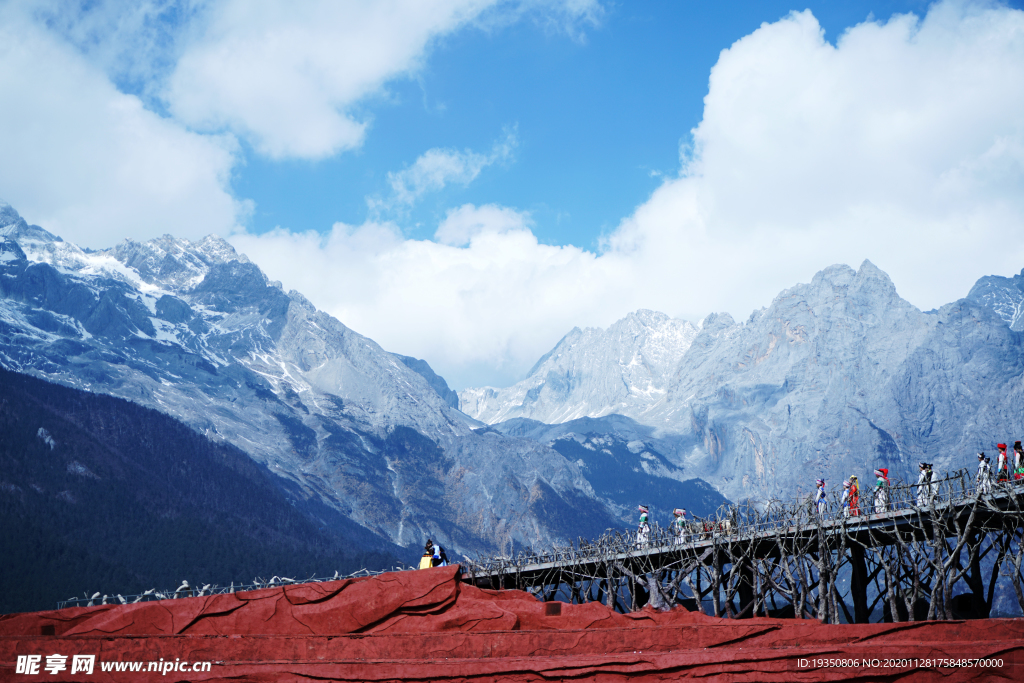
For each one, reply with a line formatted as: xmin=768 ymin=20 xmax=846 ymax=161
xmin=604 ymin=564 xmax=619 ymax=612
xmin=737 ymin=559 xmax=754 ymax=619
xmin=850 ymin=542 xmax=869 ymax=623
xmin=711 ymin=551 xmax=722 ymax=617
xmin=965 ymin=531 xmax=989 ymax=618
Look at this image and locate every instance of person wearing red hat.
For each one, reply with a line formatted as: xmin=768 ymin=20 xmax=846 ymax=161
xmin=873 ymin=468 xmax=890 ymax=514
xmin=997 ymin=444 xmax=1009 ymax=482
xmin=849 ymin=475 xmax=860 ymax=516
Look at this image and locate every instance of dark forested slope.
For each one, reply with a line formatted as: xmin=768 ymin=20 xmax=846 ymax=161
xmin=0 ymin=367 xmax=402 ymax=614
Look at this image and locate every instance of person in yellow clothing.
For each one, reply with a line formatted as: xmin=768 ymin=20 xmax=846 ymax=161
xmin=419 ymin=540 xmax=434 ymax=569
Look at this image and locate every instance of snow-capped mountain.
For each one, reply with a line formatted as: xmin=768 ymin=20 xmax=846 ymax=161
xmin=463 ymin=261 xmax=1024 ymax=503
xmin=0 ymin=202 xmax=626 ymax=557
xmin=460 ymin=310 xmax=697 ymax=424
xmin=967 ymin=268 xmax=1024 ymax=331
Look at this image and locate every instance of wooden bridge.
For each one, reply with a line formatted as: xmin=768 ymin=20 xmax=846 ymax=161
xmin=463 ymin=469 xmax=1024 ymax=623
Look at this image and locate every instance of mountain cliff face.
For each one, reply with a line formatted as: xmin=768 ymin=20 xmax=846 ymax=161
xmin=460 ymin=310 xmax=697 ymax=424
xmin=967 ymin=268 xmax=1024 ymax=331
xmin=0 ymin=203 xmax=622 ymax=558
xmin=463 ymin=262 xmax=1024 ymax=503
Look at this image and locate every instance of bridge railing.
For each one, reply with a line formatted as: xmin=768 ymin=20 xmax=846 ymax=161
xmin=466 ymin=467 xmax=1013 ymax=576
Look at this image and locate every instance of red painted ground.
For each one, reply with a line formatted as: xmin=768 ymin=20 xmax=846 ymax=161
xmin=2 ymin=565 xmax=1022 ymax=681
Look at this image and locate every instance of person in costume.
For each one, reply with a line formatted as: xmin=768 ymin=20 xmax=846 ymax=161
xmin=636 ymin=505 xmax=650 ymax=548
xmin=815 ymin=479 xmax=827 ymax=516
xmin=997 ymin=443 xmax=1009 ymax=482
xmin=849 ymin=475 xmax=860 ymax=516
xmin=419 ymin=540 xmax=435 ymax=569
xmin=435 ymin=543 xmax=449 ymax=566
xmin=1015 ymin=442 xmax=1024 ymax=478
xmin=840 ymin=480 xmax=852 ymax=518
xmin=671 ymin=508 xmax=688 ymax=544
xmin=916 ymin=462 xmax=933 ymax=507
xmin=977 ymin=452 xmax=992 ymax=494
xmin=873 ymin=468 xmax=890 ymax=514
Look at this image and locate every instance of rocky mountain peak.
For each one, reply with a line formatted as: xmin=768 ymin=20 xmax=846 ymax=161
xmin=696 ymin=311 xmax=737 ymax=336
xmin=460 ymin=309 xmax=700 ymax=425
xmin=621 ymin=308 xmax=670 ymax=328
xmin=0 ymin=201 xmax=23 ymax=228
xmin=966 ymin=268 xmax=1024 ymax=331
xmin=111 ymin=234 xmax=247 ymax=293
xmin=797 ymin=259 xmax=899 ymax=306
xmin=0 ymin=203 xmax=62 ymax=245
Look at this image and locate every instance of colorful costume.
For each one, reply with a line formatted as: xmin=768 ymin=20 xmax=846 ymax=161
xmin=849 ymin=476 xmax=860 ymax=516
xmin=841 ymin=480 xmax=851 ymax=518
xmin=873 ymin=468 xmax=889 ymax=514
xmin=419 ymin=541 xmax=434 ymax=570
xmin=636 ymin=505 xmax=650 ymax=548
xmin=671 ymin=508 xmax=688 ymax=544
xmin=997 ymin=444 xmax=1009 ymax=482
xmin=815 ymin=479 xmax=827 ymax=516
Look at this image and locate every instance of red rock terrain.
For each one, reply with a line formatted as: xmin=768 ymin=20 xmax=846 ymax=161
xmin=2 ymin=565 xmax=1022 ymax=681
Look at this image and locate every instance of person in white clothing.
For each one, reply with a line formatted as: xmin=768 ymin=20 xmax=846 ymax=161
xmin=671 ymin=508 xmax=688 ymax=544
xmin=873 ymin=468 xmax=890 ymax=514
xmin=636 ymin=505 xmax=650 ymax=548
xmin=916 ymin=463 xmax=932 ymax=507
xmin=840 ymin=480 xmax=852 ymax=518
xmin=977 ymin=452 xmax=992 ymax=494
xmin=814 ymin=479 xmax=827 ymax=516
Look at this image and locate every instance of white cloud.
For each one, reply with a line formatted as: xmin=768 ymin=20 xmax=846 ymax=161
xmin=233 ymin=1 xmax=1024 ymax=390
xmin=0 ymin=1 xmax=599 ymax=246
xmin=230 ymin=204 xmax=627 ymax=389
xmin=0 ymin=3 xmax=242 ymax=248
xmin=164 ymin=1 xmax=594 ymax=160
xmin=376 ymin=130 xmax=517 ymax=212
xmin=434 ymin=203 xmax=527 ymax=246
xmin=610 ymin=0 xmax=1024 ymax=317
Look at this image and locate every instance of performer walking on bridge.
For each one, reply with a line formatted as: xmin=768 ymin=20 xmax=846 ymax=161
xmin=977 ymin=452 xmax=993 ymax=494
xmin=916 ymin=462 xmax=934 ymax=507
xmin=997 ymin=443 xmax=1009 ymax=482
xmin=849 ymin=475 xmax=860 ymax=516
xmin=815 ymin=479 xmax=827 ymax=516
xmin=636 ymin=505 xmax=650 ymax=548
xmin=671 ymin=508 xmax=688 ymax=544
xmin=841 ymin=479 xmax=852 ymax=518
xmin=873 ymin=468 xmax=890 ymax=514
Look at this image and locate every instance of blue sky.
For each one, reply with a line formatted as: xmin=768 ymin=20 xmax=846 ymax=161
xmin=2 ymin=1 xmax=1023 ymax=389
xmin=238 ymin=0 xmax=942 ymax=248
